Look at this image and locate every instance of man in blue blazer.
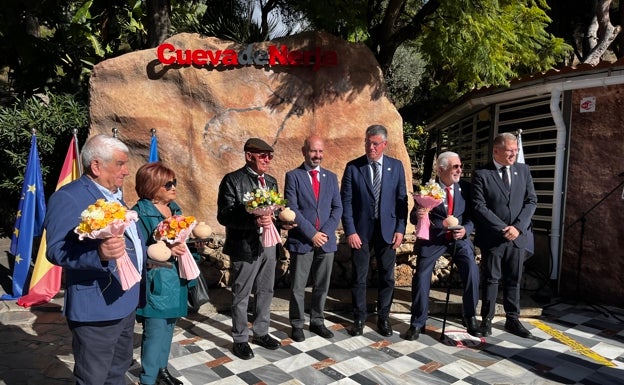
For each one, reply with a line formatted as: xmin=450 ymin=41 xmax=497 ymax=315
xmin=284 ymin=136 xmax=343 ymax=342
xmin=341 ymin=124 xmax=408 ymax=337
xmin=407 ymin=151 xmax=481 ymax=340
xmin=45 ymin=134 xmax=146 ymax=385
xmin=472 ymin=132 xmax=537 ymax=338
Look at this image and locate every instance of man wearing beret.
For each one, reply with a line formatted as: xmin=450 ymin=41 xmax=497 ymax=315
xmin=217 ymin=137 xmax=282 ymax=360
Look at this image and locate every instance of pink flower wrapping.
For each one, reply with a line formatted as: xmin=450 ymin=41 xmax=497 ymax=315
xmin=74 ymin=204 xmax=141 ymax=291
xmin=154 ymin=216 xmax=200 ymax=280
xmin=246 ymin=205 xmax=283 ymax=248
xmin=413 ymin=194 xmax=444 ymax=240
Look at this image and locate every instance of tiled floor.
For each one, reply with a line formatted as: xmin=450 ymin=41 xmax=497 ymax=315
xmin=126 ymin=302 xmax=624 ymax=385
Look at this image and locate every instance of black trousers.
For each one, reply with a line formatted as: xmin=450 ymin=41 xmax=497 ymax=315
xmin=480 ymin=243 xmax=526 ymax=321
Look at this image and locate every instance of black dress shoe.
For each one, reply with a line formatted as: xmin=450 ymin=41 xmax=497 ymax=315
xmin=291 ymin=327 xmax=305 ymax=342
xmin=480 ymin=319 xmax=492 ymax=337
xmin=157 ymin=367 xmax=183 ymax=385
xmin=310 ymin=324 xmax=334 ymax=338
xmin=505 ymin=318 xmax=532 ymax=338
xmin=252 ymin=334 xmax=281 ymax=350
xmin=463 ymin=316 xmax=483 ymax=338
xmin=377 ymin=318 xmax=393 ymax=337
xmin=233 ymin=342 xmax=254 ymax=360
xmin=349 ymin=320 xmax=364 ymax=336
xmin=404 ymin=326 xmax=420 ymax=340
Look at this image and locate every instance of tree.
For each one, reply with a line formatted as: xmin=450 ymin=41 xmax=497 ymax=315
xmin=548 ymin=0 xmax=623 ymax=65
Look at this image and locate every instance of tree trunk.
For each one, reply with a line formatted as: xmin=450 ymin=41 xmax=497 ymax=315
xmin=146 ymin=0 xmax=171 ymax=48
xmin=584 ymin=0 xmax=621 ymax=65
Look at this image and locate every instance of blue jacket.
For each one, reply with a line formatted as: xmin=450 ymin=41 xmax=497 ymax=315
xmin=45 ymin=175 xmax=145 ymax=322
xmin=284 ymin=164 xmax=342 ymax=253
xmin=341 ymin=155 xmax=408 ymax=244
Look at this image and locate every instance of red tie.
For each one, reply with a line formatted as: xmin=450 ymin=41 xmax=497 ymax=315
xmin=309 ymin=170 xmax=320 ymax=200
xmin=258 ymin=175 xmax=266 ymax=188
xmin=445 ymin=186 xmax=454 ymax=241
xmin=446 ymin=186 xmax=454 ymax=215
xmin=310 ymin=170 xmax=320 ymax=229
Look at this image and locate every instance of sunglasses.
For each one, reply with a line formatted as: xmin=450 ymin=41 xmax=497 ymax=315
xmin=451 ymin=164 xmax=462 ymax=170
xmin=252 ymin=152 xmax=274 ymax=160
xmin=163 ymin=179 xmax=177 ymax=191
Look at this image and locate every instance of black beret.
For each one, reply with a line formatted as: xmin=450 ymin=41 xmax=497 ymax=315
xmin=244 ymin=138 xmax=274 ymax=152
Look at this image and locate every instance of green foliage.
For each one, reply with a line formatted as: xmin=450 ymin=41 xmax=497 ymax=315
xmin=419 ymin=0 xmax=572 ymax=97
xmin=0 ymin=92 xmax=88 ymax=235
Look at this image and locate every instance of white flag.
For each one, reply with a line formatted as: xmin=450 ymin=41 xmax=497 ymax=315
xmin=517 ymin=132 xmax=525 ymax=164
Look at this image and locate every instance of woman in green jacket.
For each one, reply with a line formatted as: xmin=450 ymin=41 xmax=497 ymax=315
xmin=132 ymin=162 xmax=189 ymax=385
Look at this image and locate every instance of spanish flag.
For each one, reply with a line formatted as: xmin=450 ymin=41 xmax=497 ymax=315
xmin=17 ymin=136 xmax=80 ymax=307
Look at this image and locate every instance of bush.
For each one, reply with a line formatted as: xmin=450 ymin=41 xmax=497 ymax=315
xmin=0 ymin=91 xmax=88 ymax=236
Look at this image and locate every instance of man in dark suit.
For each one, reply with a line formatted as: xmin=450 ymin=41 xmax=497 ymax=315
xmin=284 ymin=136 xmax=343 ymax=342
xmin=217 ymin=138 xmax=290 ymax=360
xmin=45 ymin=134 xmax=146 ymax=385
xmin=406 ymin=151 xmax=481 ymax=340
xmin=472 ymin=132 xmax=537 ymax=338
xmin=341 ymin=124 xmax=408 ymax=337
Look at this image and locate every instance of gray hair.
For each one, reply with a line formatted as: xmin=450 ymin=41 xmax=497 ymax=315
xmin=493 ymin=132 xmax=518 ymax=147
xmin=365 ymin=124 xmax=388 ymax=141
xmin=437 ymin=151 xmax=459 ymax=171
xmin=81 ymin=134 xmax=129 ymax=172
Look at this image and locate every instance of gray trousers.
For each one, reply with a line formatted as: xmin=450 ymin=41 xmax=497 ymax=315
xmin=289 ymin=249 xmax=334 ymax=328
xmin=230 ymin=246 xmax=277 ymax=343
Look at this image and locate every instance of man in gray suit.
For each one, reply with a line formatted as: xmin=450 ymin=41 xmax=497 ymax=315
xmin=284 ymin=136 xmax=342 ymax=342
xmin=472 ymin=132 xmax=537 ymax=338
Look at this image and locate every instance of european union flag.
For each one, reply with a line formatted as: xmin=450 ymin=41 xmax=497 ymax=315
xmin=2 ymin=134 xmax=46 ymax=300
xmin=149 ymin=130 xmax=159 ymax=162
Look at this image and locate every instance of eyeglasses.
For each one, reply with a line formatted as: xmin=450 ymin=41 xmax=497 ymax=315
xmin=163 ymin=179 xmax=177 ymax=191
xmin=365 ymin=139 xmax=386 ymax=148
xmin=254 ymin=152 xmax=274 ymax=160
xmin=451 ymin=164 xmax=462 ymax=170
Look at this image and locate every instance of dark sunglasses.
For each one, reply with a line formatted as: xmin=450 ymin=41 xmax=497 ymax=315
xmin=163 ymin=179 xmax=177 ymax=191
xmin=451 ymin=164 xmax=462 ymax=170
xmin=254 ymin=152 xmax=274 ymax=160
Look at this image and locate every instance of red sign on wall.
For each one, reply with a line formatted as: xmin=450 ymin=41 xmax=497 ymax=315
xmin=157 ymin=43 xmax=338 ymax=71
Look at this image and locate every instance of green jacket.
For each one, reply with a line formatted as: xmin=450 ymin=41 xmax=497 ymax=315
xmin=132 ymin=198 xmax=190 ymax=319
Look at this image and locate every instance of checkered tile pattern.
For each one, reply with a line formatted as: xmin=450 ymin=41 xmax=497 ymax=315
xmin=127 ymin=302 xmax=624 ymax=385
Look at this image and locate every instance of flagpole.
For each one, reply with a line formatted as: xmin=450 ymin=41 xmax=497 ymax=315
xmin=112 ymin=127 xmax=118 ymax=138
xmin=73 ymin=128 xmax=82 ymax=175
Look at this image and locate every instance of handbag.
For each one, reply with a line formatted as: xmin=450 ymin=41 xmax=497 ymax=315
xmin=187 ymin=272 xmax=210 ymax=313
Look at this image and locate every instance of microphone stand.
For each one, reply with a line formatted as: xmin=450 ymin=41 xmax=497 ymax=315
xmin=566 ymin=178 xmax=624 ymax=300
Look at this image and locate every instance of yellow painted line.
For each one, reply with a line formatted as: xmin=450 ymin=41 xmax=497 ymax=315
xmin=529 ymin=320 xmax=615 ymax=367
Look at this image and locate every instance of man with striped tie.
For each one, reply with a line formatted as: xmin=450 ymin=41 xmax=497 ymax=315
xmin=341 ymin=124 xmax=408 ymax=337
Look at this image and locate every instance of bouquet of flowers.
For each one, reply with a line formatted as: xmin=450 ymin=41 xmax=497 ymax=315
xmin=74 ymin=199 xmax=141 ymax=290
xmin=413 ymin=180 xmax=445 ymax=240
xmin=153 ymin=215 xmax=200 ymax=280
xmin=243 ymin=187 xmax=287 ymax=247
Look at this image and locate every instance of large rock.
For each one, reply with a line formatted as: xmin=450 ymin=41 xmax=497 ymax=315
xmin=89 ymin=31 xmax=413 ymax=234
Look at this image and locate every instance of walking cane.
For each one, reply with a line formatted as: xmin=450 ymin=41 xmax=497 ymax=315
xmin=440 ymin=235 xmax=459 ymax=341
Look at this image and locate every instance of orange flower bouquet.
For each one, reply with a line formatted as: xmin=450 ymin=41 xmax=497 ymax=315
xmin=154 ymin=215 xmax=200 ymax=280
xmin=243 ymin=187 xmax=287 ymax=247
xmin=74 ymin=199 xmax=141 ymax=290
xmin=413 ymin=180 xmax=445 ymax=240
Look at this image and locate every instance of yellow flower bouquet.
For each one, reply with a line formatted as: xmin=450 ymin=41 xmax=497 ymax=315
xmin=243 ymin=187 xmax=287 ymax=247
xmin=412 ymin=180 xmax=445 ymax=240
xmin=74 ymin=199 xmax=141 ymax=290
xmin=153 ymin=215 xmax=200 ymax=280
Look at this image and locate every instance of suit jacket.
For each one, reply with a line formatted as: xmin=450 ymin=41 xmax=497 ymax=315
xmin=472 ymin=162 xmax=537 ymax=252
xmin=284 ymin=164 xmax=343 ymax=253
xmin=410 ymin=179 xmax=475 ymax=258
xmin=341 ymin=154 xmax=408 ymax=244
xmin=217 ymin=166 xmax=278 ymax=260
xmin=45 ymin=175 xmax=146 ymax=322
